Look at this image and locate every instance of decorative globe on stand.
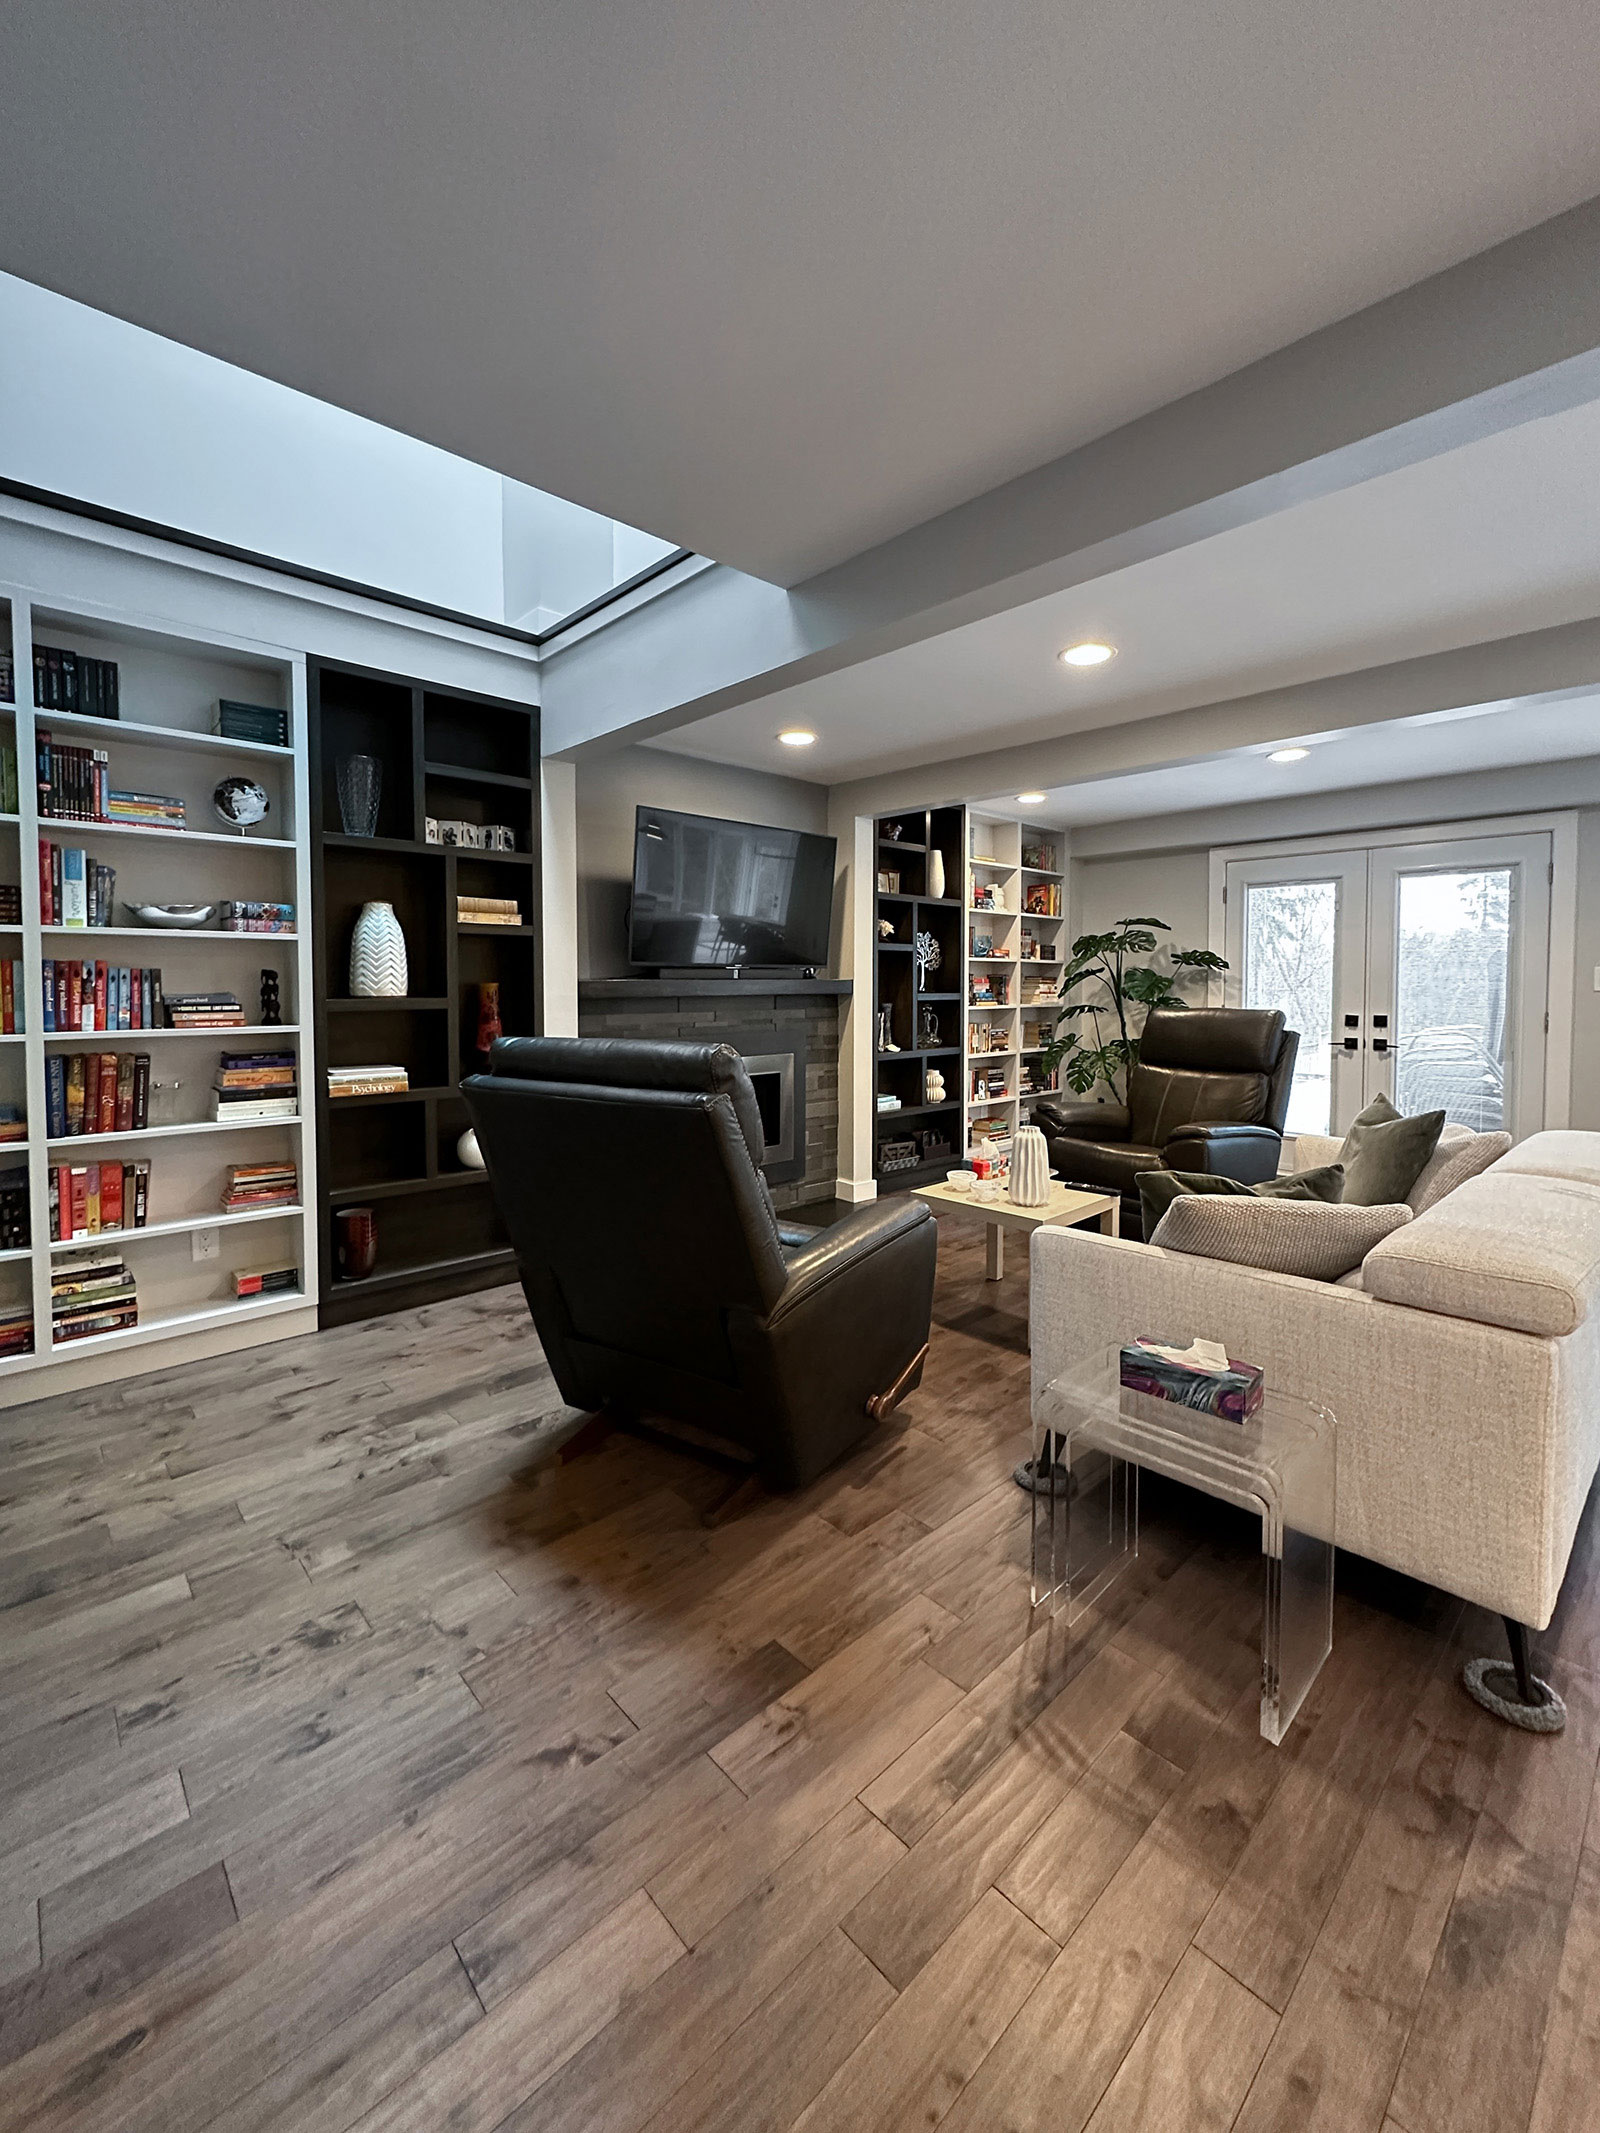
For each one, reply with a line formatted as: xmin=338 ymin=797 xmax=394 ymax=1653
xmin=212 ymin=777 xmax=271 ymax=833
xmin=349 ymin=901 xmax=408 ymax=997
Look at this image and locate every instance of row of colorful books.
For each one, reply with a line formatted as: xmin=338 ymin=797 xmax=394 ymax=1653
xmin=41 ymin=960 xmax=164 ymax=1032
xmin=216 ymin=1052 xmax=297 ymax=1122
xmin=45 ymin=1053 xmax=152 ymax=1137
xmin=222 ymin=1160 xmax=298 ymax=1212
xmin=0 ymin=735 xmax=17 ymax=813
xmin=0 ymin=1302 xmax=31 ymax=1357
xmin=53 ymin=1251 xmax=138 ymax=1342
xmin=0 ymin=884 xmax=19 ymax=924
xmin=33 ymin=644 xmax=120 ymax=719
xmin=38 ymin=843 xmax=116 ymax=927
xmin=49 ymin=1162 xmax=152 ymax=1241
xmin=0 ymin=958 xmax=22 ymax=1034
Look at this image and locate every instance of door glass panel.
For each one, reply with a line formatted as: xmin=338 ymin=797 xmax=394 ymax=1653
xmin=1393 ymin=868 xmax=1513 ymax=1131
xmin=1243 ymin=880 xmax=1338 ymax=1135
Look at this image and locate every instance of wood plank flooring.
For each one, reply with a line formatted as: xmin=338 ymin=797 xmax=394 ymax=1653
xmin=1 ymin=1210 xmax=1598 ymax=2133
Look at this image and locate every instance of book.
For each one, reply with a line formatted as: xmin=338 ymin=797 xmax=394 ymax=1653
xmin=233 ymin=1261 xmax=299 ymax=1297
xmin=61 ymin=847 xmax=87 ymax=928
xmin=216 ymin=700 xmax=289 ymax=747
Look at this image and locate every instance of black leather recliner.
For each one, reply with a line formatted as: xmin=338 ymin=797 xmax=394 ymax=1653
xmin=1033 ymin=1006 xmax=1300 ymax=1234
xmin=462 ymin=1036 xmax=937 ymax=1490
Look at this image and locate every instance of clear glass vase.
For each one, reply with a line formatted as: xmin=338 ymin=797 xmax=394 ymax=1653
xmin=336 ymin=754 xmax=382 ymax=838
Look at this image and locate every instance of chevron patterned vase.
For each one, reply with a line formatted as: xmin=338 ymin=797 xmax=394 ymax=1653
xmin=1010 ymin=1124 xmax=1050 ymax=1206
xmin=349 ymin=900 xmax=408 ymax=997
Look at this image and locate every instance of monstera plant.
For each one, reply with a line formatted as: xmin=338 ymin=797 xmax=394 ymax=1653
xmin=1036 ymin=917 xmax=1228 ymax=1100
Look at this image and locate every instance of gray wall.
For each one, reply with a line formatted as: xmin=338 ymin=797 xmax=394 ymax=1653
xmin=1069 ymin=757 xmax=1600 ymax=1130
xmin=574 ymin=743 xmax=830 ymax=977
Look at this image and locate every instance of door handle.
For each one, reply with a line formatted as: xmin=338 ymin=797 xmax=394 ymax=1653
xmin=1341 ymin=1037 xmax=1359 ymax=1052
xmin=1372 ymin=1037 xmax=1389 ymax=1055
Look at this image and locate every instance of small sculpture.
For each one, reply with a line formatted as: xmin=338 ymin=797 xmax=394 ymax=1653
xmin=877 ymin=1004 xmax=899 ymax=1053
xmin=878 ymin=917 xmax=895 ymax=939
xmin=259 ymin=968 xmax=282 ymax=1026
xmin=914 ymin=930 xmax=940 ymax=982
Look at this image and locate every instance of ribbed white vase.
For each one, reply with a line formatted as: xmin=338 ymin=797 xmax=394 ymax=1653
xmin=350 ymin=901 xmax=408 ymax=997
xmin=1010 ymin=1124 xmax=1050 ymax=1206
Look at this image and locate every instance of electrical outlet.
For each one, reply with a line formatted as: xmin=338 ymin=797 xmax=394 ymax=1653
xmin=191 ymin=1226 xmax=221 ymax=1263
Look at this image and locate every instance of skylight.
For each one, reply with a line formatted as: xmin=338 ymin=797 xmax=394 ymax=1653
xmin=0 ymin=269 xmax=681 ymax=634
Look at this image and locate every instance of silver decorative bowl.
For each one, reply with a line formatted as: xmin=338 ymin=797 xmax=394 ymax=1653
xmin=128 ymin=903 xmax=215 ymax=929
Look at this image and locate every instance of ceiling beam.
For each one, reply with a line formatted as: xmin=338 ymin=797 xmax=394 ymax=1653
xmin=541 ymin=194 xmax=1600 ymax=758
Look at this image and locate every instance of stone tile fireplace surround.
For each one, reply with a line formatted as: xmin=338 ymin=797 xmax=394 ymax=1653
xmin=576 ymin=979 xmax=851 ymax=1209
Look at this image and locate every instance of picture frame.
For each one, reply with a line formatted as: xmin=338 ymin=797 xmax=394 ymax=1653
xmin=877 ymin=869 xmax=900 ymax=894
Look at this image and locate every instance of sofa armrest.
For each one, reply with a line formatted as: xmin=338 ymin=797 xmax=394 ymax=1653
xmin=1293 ymin=1133 xmax=1344 ymax=1173
xmin=1026 ymin=1223 xmax=1591 ymax=1631
xmin=1035 ymin=1099 xmax=1130 ymax=1142
xmin=1161 ymin=1121 xmax=1281 ymax=1183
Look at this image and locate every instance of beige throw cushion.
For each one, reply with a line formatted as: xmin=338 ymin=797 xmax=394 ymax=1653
xmin=1148 ymin=1195 xmax=1413 ymax=1281
xmin=1406 ymin=1126 xmax=1511 ymax=1213
xmin=1362 ymin=1171 xmax=1600 ymax=1337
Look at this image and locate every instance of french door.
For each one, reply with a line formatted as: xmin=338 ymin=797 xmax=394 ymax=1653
xmin=1223 ymin=831 xmax=1551 ymax=1141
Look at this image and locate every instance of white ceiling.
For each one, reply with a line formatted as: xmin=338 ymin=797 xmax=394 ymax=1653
xmin=2 ymin=4 xmax=1600 ymax=583
xmin=974 ymin=691 xmax=1600 ymax=828
xmin=649 ymin=395 xmax=1600 ymax=780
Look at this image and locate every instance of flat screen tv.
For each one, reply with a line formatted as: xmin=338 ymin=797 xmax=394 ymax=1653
xmin=629 ymin=806 xmax=837 ymax=970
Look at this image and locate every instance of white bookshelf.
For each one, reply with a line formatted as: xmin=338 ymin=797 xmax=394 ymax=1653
xmin=958 ymin=814 xmax=1072 ymax=1164
xmin=1016 ymin=822 xmax=1069 ymax=1104
xmin=963 ymin=812 xmax=1022 ymax=1161
xmin=0 ymin=585 xmax=317 ymax=1385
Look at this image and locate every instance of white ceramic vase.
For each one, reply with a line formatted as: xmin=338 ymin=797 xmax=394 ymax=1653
xmin=456 ymin=1128 xmax=485 ymax=1171
xmin=350 ymin=901 xmax=408 ymax=997
xmin=1010 ymin=1124 xmax=1051 ymax=1206
xmin=928 ymin=848 xmax=946 ymax=899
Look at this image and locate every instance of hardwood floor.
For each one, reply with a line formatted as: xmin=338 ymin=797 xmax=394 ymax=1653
xmin=1 ymin=1210 xmax=1598 ymax=2133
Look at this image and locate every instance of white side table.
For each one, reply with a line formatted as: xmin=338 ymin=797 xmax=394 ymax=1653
xmin=913 ymin=1177 xmax=1118 ymax=1280
xmin=1033 ymin=1347 xmax=1336 ymax=1744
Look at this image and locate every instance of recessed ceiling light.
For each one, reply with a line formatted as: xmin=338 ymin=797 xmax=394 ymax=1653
xmin=1016 ymin=792 xmax=1048 ymax=805
xmin=1059 ymin=641 xmax=1115 ymax=667
xmin=1268 ymin=747 xmax=1310 ymax=764
xmin=777 ymin=728 xmax=818 ymax=747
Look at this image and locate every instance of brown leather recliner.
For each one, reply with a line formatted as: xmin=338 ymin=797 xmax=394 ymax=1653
xmin=1033 ymin=1006 xmax=1300 ymax=1235
xmin=462 ymin=1036 xmax=937 ymax=1489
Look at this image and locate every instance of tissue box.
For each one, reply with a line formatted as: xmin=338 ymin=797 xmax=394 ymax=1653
xmin=1119 ymin=1339 xmax=1264 ymax=1423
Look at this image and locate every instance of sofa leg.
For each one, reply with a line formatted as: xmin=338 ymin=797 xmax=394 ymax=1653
xmin=1461 ymin=1617 xmax=1567 ymax=1733
xmin=1505 ymin=1617 xmax=1539 ymax=1705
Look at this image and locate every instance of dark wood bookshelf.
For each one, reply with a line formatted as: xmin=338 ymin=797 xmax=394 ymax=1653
xmin=873 ymin=806 xmax=964 ymax=1192
xmin=308 ymin=656 xmax=539 ymax=1325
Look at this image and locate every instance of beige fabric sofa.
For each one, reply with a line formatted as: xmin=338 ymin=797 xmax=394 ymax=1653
xmin=1029 ymin=1129 xmax=1600 ymax=1631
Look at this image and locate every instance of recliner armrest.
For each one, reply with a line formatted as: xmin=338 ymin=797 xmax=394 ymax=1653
xmin=1034 ymin=1100 xmax=1131 ymax=1142
xmin=768 ymin=1199 xmax=933 ymax=1323
xmin=1161 ymin=1121 xmax=1282 ymax=1184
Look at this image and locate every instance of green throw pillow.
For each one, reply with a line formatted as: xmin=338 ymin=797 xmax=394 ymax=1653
xmin=1137 ymin=1162 xmax=1345 ymax=1239
xmin=1339 ymin=1094 xmax=1445 ymax=1206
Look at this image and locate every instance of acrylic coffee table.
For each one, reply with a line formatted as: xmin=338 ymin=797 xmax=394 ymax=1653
xmin=1033 ymin=1347 xmax=1336 ymax=1744
xmin=912 ymin=1178 xmax=1119 ymax=1280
